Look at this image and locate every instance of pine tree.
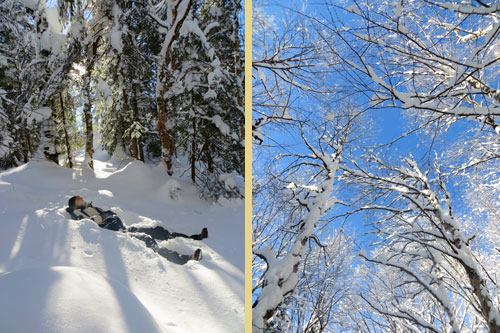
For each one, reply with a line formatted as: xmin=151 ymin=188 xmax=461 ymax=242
xmin=1 ymin=0 xmax=244 ymax=203
xmin=157 ymin=0 xmax=244 ymax=199
xmin=196 ymin=0 xmax=244 ymax=198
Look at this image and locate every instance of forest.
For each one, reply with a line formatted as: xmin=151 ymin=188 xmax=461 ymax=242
xmin=0 ymin=0 xmax=244 ymax=200
xmin=252 ymin=0 xmax=500 ymax=332
xmin=0 ymin=1 xmax=245 ymax=330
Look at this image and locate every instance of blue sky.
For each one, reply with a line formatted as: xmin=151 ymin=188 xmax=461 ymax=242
xmin=251 ymin=0 xmax=485 ymax=255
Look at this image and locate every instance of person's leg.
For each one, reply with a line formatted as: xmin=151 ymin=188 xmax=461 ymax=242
xmin=127 ymin=226 xmax=174 ymax=240
xmin=127 ymin=226 xmax=208 ymax=240
xmin=165 ymin=228 xmax=207 ymax=240
xmin=128 ymin=232 xmax=202 ymax=264
xmin=128 ymin=233 xmax=159 ymax=250
xmin=157 ymin=247 xmax=202 ymax=265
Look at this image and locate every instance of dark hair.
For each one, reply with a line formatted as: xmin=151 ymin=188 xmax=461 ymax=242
xmin=68 ymin=196 xmax=78 ymax=207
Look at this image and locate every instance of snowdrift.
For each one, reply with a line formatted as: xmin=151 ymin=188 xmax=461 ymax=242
xmin=0 ymin=151 xmax=244 ymax=332
xmin=0 ymin=266 xmax=160 ymax=333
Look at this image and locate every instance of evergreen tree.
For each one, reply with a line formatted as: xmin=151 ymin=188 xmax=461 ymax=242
xmin=197 ymin=0 xmax=244 ymax=198
xmin=160 ymin=0 xmax=244 ymax=199
xmin=0 ymin=0 xmax=244 ymax=201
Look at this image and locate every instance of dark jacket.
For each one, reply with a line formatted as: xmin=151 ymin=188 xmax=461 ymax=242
xmin=66 ymin=203 xmax=124 ymax=231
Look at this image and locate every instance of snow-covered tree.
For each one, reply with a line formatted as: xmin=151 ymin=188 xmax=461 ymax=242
xmin=0 ymin=0 xmax=73 ymax=166
xmin=1 ymin=0 xmax=243 ymax=202
xmin=195 ymin=0 xmax=244 ymax=199
xmin=275 ymin=233 xmax=355 ymax=332
xmin=252 ymin=105 xmax=363 ymax=331
xmin=143 ymin=0 xmax=244 ymax=199
xmin=253 ymin=1 xmax=500 ymax=332
xmin=151 ymin=0 xmax=195 ymax=175
xmin=252 ymin=1 xmax=333 ymax=143
xmin=344 ymin=155 xmax=500 ymax=332
xmin=330 ymin=0 xmax=500 ymax=144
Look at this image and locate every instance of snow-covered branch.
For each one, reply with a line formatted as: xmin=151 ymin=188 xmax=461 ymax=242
xmin=349 ymin=154 xmax=500 ymax=331
xmin=332 ymin=0 xmax=500 ymax=140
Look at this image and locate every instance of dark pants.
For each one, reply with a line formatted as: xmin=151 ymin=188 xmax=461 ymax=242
xmin=99 ymin=214 xmax=195 ymax=265
xmin=128 ymin=233 xmax=193 ymax=265
xmin=126 ymin=226 xmax=201 ymax=240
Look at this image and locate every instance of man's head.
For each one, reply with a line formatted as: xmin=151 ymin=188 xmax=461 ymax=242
xmin=68 ymin=195 xmax=86 ymax=208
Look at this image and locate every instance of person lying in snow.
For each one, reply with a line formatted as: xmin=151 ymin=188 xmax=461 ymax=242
xmin=66 ymin=195 xmax=207 ymax=265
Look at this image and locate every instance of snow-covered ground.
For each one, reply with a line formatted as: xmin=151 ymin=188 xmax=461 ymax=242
xmin=0 ymin=146 xmax=244 ymax=332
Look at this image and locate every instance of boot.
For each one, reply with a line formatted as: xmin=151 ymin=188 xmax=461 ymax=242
xmin=191 ymin=228 xmax=208 ymax=240
xmin=192 ymin=248 xmax=203 ymax=261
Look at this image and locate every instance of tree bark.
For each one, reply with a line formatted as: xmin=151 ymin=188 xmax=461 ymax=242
xmin=191 ymin=117 xmax=196 ymax=183
xmin=81 ymin=36 xmax=102 ymax=170
xmin=38 ymin=114 xmax=59 ymax=164
xmin=156 ymin=108 xmax=175 ymax=175
xmin=59 ymin=93 xmax=73 ymax=168
xmin=138 ymin=137 xmax=144 ymax=162
xmin=156 ymin=0 xmax=193 ymax=175
xmin=253 ymin=171 xmax=338 ymax=332
xmin=131 ymin=85 xmax=144 ymax=161
xmin=204 ymin=136 xmax=214 ymax=173
xmin=20 ymin=119 xmax=31 ymax=163
xmin=83 ymin=72 xmax=94 ymax=169
xmin=122 ymin=88 xmax=138 ymax=160
xmin=463 ymin=264 xmax=500 ymax=333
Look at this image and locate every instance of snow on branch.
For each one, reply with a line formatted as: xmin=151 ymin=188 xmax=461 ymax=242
xmin=336 ymin=0 xmax=500 ymax=137
xmin=252 ymin=157 xmax=339 ymax=332
xmin=349 ymin=153 xmax=500 ymax=331
xmin=252 ymin=113 xmax=357 ymax=331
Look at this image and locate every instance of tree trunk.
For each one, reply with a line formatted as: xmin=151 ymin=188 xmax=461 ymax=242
xmin=138 ymin=137 xmax=145 ymax=162
xmin=191 ymin=117 xmax=196 ymax=183
xmin=204 ymin=130 xmax=214 ymax=174
xmin=233 ymin=2 xmax=244 ymax=176
xmin=26 ymin=115 xmax=34 ymax=157
xmin=130 ymin=86 xmax=144 ymax=161
xmin=20 ymin=126 xmax=30 ymax=163
xmin=14 ymin=108 xmax=32 ymax=163
xmin=428 ymin=176 xmax=500 ymax=332
xmin=156 ymin=0 xmax=193 ymax=175
xmin=253 ymin=171 xmax=338 ymax=332
xmin=83 ymin=72 xmax=94 ymax=169
xmin=463 ymin=264 xmax=500 ymax=333
xmin=37 ymin=113 xmax=59 ymax=164
xmin=444 ymin=223 xmax=500 ymax=332
xmin=59 ymin=93 xmax=73 ymax=168
xmin=123 ymin=88 xmax=138 ymax=160
xmin=133 ymin=87 xmax=144 ymax=162
xmin=81 ymin=36 xmax=102 ymax=170
xmin=156 ymin=104 xmax=175 ymax=175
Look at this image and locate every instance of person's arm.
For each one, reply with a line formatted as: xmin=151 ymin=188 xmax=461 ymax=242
xmin=66 ymin=207 xmax=83 ymax=220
